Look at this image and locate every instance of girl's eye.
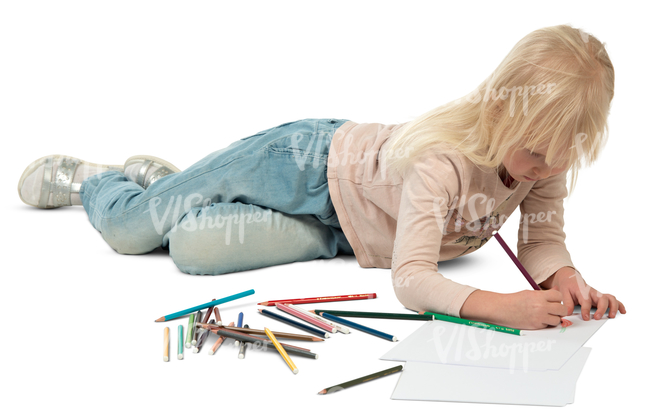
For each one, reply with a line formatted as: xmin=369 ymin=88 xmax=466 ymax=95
xmin=529 ymin=151 xmax=543 ymax=157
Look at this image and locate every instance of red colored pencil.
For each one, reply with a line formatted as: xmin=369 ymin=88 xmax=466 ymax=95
xmin=258 ymin=293 xmax=377 ymax=306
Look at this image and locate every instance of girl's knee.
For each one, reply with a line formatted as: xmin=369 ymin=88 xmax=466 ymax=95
xmin=165 ymin=203 xmax=276 ymax=275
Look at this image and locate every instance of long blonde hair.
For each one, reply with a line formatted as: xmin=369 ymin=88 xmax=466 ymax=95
xmin=381 ymin=24 xmax=615 ymax=196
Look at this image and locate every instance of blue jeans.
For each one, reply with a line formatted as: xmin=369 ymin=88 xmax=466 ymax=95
xmin=79 ymin=118 xmax=354 ymax=275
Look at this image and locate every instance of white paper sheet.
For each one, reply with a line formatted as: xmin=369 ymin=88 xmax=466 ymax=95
xmin=380 ymin=312 xmax=606 ymax=371
xmin=390 ymin=347 xmax=591 ymax=406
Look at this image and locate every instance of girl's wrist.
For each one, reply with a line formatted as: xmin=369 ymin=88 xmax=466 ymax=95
xmin=459 ymin=290 xmax=508 ymax=325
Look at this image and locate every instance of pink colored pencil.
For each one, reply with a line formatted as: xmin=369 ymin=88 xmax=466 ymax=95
xmin=276 ymin=303 xmax=337 ymax=333
xmin=208 ymin=321 xmax=234 ymax=355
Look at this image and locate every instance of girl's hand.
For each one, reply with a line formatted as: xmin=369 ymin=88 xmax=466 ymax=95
xmin=501 ymin=288 xmax=567 ymax=330
xmin=550 ymin=267 xmax=626 ymax=321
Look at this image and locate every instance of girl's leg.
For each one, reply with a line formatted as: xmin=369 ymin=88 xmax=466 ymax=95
xmin=78 ymin=118 xmax=350 ymax=256
xmin=164 ymin=202 xmax=353 ymax=275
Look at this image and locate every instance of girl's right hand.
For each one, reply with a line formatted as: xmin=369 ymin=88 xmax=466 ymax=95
xmin=501 ymin=287 xmax=567 ymax=330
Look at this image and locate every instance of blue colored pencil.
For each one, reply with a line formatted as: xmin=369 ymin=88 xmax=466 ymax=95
xmin=235 ymin=312 xmax=244 ymax=347
xmin=320 ymin=312 xmax=397 ymax=342
xmin=259 ymin=309 xmax=329 ymax=339
xmin=154 ymin=289 xmax=255 ymax=322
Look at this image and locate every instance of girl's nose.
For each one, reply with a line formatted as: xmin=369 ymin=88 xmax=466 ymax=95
xmin=533 ymin=164 xmax=552 ymax=180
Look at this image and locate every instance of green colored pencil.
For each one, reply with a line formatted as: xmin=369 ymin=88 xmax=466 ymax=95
xmin=318 ymin=365 xmax=403 ymax=394
xmin=313 ymin=310 xmax=435 ymax=321
xmin=419 ymin=311 xmax=520 ymax=335
xmin=185 ymin=313 xmax=195 ymax=348
xmin=178 ymin=325 xmax=184 ymax=360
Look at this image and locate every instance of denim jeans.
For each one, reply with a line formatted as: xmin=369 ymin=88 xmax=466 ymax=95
xmin=79 ymin=118 xmax=354 ymax=275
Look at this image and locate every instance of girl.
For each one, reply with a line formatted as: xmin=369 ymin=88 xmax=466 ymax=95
xmin=17 ymin=24 xmax=625 ymax=330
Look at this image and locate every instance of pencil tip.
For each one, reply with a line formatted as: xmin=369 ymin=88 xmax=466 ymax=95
xmin=155 ymin=317 xmax=165 ymax=322
xmin=318 ymin=390 xmax=327 ymax=395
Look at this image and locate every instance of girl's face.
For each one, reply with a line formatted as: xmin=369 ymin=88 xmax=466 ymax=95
xmin=503 ymin=142 xmax=569 ymax=182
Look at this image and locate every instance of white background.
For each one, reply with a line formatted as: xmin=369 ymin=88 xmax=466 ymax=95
xmin=1 ymin=1 xmax=647 ymax=415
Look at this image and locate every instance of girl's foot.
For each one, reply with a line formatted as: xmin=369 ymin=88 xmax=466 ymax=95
xmin=124 ymin=155 xmax=180 ymax=189
xmin=17 ymin=155 xmax=123 ymax=208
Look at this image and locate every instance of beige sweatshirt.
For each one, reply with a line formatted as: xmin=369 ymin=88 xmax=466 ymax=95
xmin=326 ymin=121 xmax=578 ymax=317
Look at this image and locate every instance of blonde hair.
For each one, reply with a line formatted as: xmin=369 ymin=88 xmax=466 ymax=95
xmin=381 ymin=24 xmax=615 ymax=196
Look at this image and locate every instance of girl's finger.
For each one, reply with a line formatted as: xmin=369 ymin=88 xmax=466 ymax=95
xmin=619 ymin=301 xmax=626 ymax=314
xmin=593 ymin=295 xmax=609 ymax=320
xmin=579 ymin=295 xmax=592 ymax=321
xmin=562 ymin=290 xmax=575 ymax=316
xmin=606 ymin=296 xmax=619 ymax=318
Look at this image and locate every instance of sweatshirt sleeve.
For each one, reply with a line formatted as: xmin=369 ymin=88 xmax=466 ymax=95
xmin=516 ymin=170 xmax=578 ymax=285
xmin=391 ymin=150 xmax=479 ymax=317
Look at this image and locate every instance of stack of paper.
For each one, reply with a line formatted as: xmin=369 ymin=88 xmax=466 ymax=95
xmin=380 ymin=312 xmax=608 ymax=406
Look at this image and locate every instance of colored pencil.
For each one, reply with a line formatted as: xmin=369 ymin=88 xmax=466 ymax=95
xmin=213 ymin=307 xmax=222 ymax=326
xmin=177 ymin=325 xmax=184 ymax=360
xmin=492 ymin=231 xmax=541 ymax=290
xmin=185 ymin=313 xmax=195 ymax=349
xmin=208 ymin=321 xmax=234 ymax=355
xmin=194 ymin=319 xmax=214 ymax=353
xmin=155 ymin=289 xmax=255 ymax=322
xmin=192 ymin=311 xmax=204 ymax=346
xmin=257 ymin=309 xmax=329 ymax=338
xmin=214 ymin=327 xmax=311 ymax=352
xmin=418 ymin=311 xmax=521 ymax=335
xmin=258 ymin=293 xmax=376 ymax=306
xmin=198 ymin=322 xmax=324 ymax=342
xmin=290 ymin=304 xmax=350 ymax=333
xmin=238 ymin=324 xmax=249 ymax=359
xmin=313 ymin=310 xmax=435 ymax=321
xmin=163 ymin=327 xmax=169 ymax=362
xmin=320 ymin=312 xmax=397 ymax=342
xmin=265 ymin=327 xmax=298 ymax=374
xmin=318 ymin=365 xmax=403 ymax=394
xmin=203 ymin=299 xmax=217 ymax=323
xmin=215 ymin=329 xmax=318 ymax=359
xmin=276 ymin=303 xmax=337 ymax=333
xmin=234 ymin=312 xmax=244 ymax=347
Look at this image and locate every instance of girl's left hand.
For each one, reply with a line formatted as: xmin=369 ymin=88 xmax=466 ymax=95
xmin=547 ymin=267 xmax=626 ymax=321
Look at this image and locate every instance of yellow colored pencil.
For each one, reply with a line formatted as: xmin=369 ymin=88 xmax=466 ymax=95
xmin=264 ymin=327 xmax=298 ymax=374
xmin=163 ymin=327 xmax=170 ymax=362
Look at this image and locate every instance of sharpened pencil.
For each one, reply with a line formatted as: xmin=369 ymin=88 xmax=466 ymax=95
xmin=258 ymin=309 xmax=329 ymax=338
xmin=154 ymin=289 xmax=255 ymax=322
xmin=214 ymin=329 xmax=318 ymax=359
xmin=213 ymin=307 xmax=222 ymax=326
xmin=258 ymin=293 xmax=376 ymax=306
xmin=185 ymin=313 xmax=195 ymax=349
xmin=177 ymin=325 xmax=184 ymax=360
xmin=418 ymin=311 xmax=520 ymax=335
xmin=192 ymin=311 xmax=203 ymax=346
xmin=193 ymin=319 xmax=214 ymax=353
xmin=265 ymin=327 xmax=298 ymax=374
xmin=320 ymin=312 xmax=398 ymax=342
xmin=492 ymin=231 xmax=541 ymax=290
xmin=198 ymin=322 xmax=324 ymax=342
xmin=163 ymin=327 xmax=169 ymax=362
xmin=313 ymin=310 xmax=435 ymax=321
xmin=208 ymin=321 xmax=234 ymax=355
xmin=276 ymin=303 xmax=337 ymax=333
xmin=235 ymin=312 xmax=244 ymax=347
xmin=318 ymin=365 xmax=403 ymax=394
xmin=238 ymin=324 xmax=249 ymax=359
